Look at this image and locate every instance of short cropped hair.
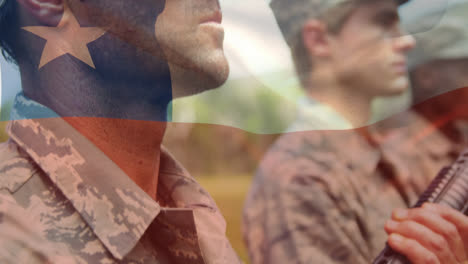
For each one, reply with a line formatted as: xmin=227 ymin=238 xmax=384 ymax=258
xmin=0 ymin=0 xmax=20 ymax=64
xmin=270 ymin=0 xmax=357 ymax=87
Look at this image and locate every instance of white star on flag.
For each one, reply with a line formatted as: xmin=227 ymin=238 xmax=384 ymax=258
xmin=23 ymin=4 xmax=106 ymax=69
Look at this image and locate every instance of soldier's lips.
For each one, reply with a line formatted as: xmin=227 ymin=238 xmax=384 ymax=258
xmin=392 ymin=61 xmax=408 ymax=75
xmin=198 ymin=10 xmax=224 ymax=38
xmin=199 ymin=10 xmax=222 ymax=24
xmin=198 ymin=11 xmax=224 ymax=34
xmin=199 ymin=22 xmax=224 ymax=33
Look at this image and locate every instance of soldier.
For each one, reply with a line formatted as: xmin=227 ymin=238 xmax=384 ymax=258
xmin=0 ymin=0 xmax=239 ymax=263
xmin=243 ymin=0 xmax=468 ymax=263
xmin=380 ymin=3 xmax=468 ymax=263
xmin=407 ymin=0 xmax=468 ymax=147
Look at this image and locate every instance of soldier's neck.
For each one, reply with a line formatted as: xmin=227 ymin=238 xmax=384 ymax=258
xmin=307 ymin=80 xmax=372 ymax=128
xmin=20 ymin=57 xmax=172 ymax=122
xmin=20 ymin=60 xmax=172 ymax=201
xmin=64 ymin=117 xmax=166 ymax=201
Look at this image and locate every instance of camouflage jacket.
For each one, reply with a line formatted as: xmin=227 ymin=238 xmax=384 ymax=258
xmin=0 ymin=93 xmax=240 ymax=264
xmin=243 ymin=110 xmax=458 ymax=264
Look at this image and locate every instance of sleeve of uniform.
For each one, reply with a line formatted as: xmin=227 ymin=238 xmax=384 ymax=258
xmin=193 ymin=203 xmax=243 ymax=264
xmin=0 ymin=193 xmax=78 ymax=264
xmin=244 ymin=169 xmax=373 ymax=264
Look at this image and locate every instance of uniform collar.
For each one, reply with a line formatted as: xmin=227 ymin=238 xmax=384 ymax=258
xmin=8 ymin=93 xmax=161 ymax=259
xmin=7 ymin=93 xmax=238 ymax=263
xmin=9 ymin=94 xmax=225 ymax=261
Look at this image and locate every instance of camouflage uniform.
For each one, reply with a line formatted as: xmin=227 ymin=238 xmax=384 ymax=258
xmin=243 ymin=110 xmax=457 ymax=264
xmin=0 ymin=93 xmax=241 ymax=264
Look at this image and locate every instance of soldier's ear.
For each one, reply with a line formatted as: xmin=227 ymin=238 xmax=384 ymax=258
xmin=16 ymin=0 xmax=64 ymax=26
xmin=302 ymin=19 xmax=331 ymax=57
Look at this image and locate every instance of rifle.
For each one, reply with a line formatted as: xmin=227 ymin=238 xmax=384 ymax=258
xmin=373 ymin=150 xmax=468 ymax=264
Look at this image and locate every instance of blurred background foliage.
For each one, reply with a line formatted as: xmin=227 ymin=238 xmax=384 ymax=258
xmin=0 ymin=100 xmax=11 ymax=141
xmin=171 ymin=71 xmax=301 ymax=134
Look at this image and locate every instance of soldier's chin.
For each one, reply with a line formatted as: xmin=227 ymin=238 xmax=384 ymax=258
xmin=170 ymin=57 xmax=230 ymax=99
xmin=387 ymin=77 xmax=410 ymax=95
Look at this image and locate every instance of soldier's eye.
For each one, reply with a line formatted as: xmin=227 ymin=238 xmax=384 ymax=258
xmin=375 ymin=11 xmax=399 ymax=29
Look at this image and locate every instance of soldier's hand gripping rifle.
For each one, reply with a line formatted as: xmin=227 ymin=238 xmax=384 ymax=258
xmin=373 ymin=149 xmax=468 ymax=264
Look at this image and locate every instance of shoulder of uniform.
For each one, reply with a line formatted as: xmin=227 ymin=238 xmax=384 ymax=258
xmin=0 ymin=140 xmax=38 ymax=193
